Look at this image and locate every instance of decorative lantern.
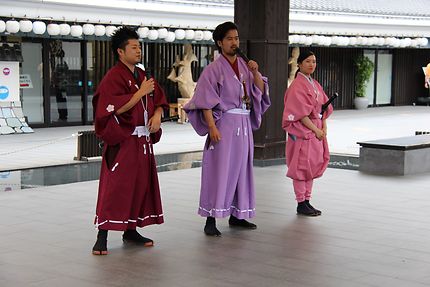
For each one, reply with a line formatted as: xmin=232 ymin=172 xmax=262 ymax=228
xmin=419 ymin=37 xmax=428 ymax=46
xmin=137 ymin=27 xmax=149 ymax=38
xmin=323 ymin=37 xmax=332 ymax=46
xmin=6 ymin=20 xmax=20 ymax=34
xmin=165 ymin=31 xmax=175 ymax=42
xmin=19 ymin=20 xmax=33 ymax=33
xmin=288 ymin=35 xmax=296 ymax=44
xmin=59 ymin=23 xmax=71 ymax=36
xmin=298 ymin=35 xmax=306 ymax=44
xmin=384 ymin=37 xmax=394 ymax=46
xmin=33 ymin=21 xmax=46 ymax=35
xmin=105 ymin=26 xmax=117 ymax=37
xmin=185 ymin=29 xmax=195 ymax=40
xmin=194 ymin=30 xmax=204 ymax=41
xmin=203 ymin=30 xmax=212 ymax=41
xmin=349 ymin=37 xmax=358 ymax=46
xmin=174 ymin=29 xmax=185 ymax=40
xmin=392 ymin=38 xmax=401 ymax=48
xmin=157 ymin=28 xmax=168 ymax=39
xmin=403 ymin=37 xmax=412 ymax=47
xmin=94 ymin=25 xmax=106 ymax=36
xmin=311 ymin=35 xmax=320 ymax=45
xmin=83 ymin=24 xmax=95 ymax=36
xmin=0 ymin=20 xmax=5 ymax=33
xmin=70 ymin=25 xmax=83 ymax=37
xmin=47 ymin=23 xmax=61 ymax=36
xmin=148 ymin=29 xmax=159 ymax=40
xmin=330 ymin=36 xmax=338 ymax=45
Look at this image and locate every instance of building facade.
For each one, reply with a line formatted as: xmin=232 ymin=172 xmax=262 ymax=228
xmin=1 ymin=0 xmax=430 ymax=132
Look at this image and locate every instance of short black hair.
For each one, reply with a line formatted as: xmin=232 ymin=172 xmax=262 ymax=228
xmin=111 ymin=26 xmax=139 ymax=61
xmin=213 ymin=21 xmax=238 ymax=53
xmin=297 ymin=50 xmax=315 ymax=64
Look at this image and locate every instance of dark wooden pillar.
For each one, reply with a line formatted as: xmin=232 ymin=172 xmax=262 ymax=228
xmin=235 ymin=0 xmax=290 ymax=164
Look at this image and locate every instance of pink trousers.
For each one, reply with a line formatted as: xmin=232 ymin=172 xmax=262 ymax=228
xmin=293 ymin=179 xmax=314 ymax=202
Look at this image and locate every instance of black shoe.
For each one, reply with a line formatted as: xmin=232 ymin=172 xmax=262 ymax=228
xmin=228 ymin=215 xmax=257 ymax=229
xmin=204 ymin=217 xmax=221 ymax=236
xmin=305 ymin=200 xmax=322 ymax=215
xmin=297 ymin=201 xmax=319 ymax=216
xmin=123 ymin=230 xmax=154 ymax=246
xmin=92 ymin=229 xmax=108 ymax=255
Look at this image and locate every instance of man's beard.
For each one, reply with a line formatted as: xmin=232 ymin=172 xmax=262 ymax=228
xmin=224 ymin=48 xmax=236 ymax=57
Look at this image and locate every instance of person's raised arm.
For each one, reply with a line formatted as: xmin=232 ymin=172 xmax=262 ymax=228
xmin=116 ymin=78 xmax=154 ymax=115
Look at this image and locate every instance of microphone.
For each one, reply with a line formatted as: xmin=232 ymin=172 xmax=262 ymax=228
xmin=144 ymin=68 xmax=154 ymax=97
xmin=145 ymin=68 xmax=152 ymax=80
xmin=321 ymin=92 xmax=338 ymax=115
xmin=235 ymin=47 xmax=250 ymax=63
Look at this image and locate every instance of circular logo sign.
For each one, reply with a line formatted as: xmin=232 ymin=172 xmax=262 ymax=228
xmin=3 ymin=68 xmax=10 ymax=75
xmin=0 ymin=86 xmax=10 ymax=100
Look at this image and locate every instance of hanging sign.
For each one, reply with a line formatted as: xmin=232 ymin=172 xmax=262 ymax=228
xmin=0 ymin=61 xmax=20 ymax=102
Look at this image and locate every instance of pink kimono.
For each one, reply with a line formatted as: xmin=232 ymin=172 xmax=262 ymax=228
xmin=282 ymin=72 xmax=333 ymax=202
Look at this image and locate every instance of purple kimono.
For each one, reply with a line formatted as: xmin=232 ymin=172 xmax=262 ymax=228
xmin=184 ymin=55 xmax=270 ymax=219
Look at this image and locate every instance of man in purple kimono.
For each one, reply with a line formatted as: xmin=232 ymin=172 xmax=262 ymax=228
xmin=184 ymin=22 xmax=271 ymax=236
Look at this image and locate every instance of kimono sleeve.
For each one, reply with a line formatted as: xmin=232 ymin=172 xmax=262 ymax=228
xmin=183 ymin=66 xmax=223 ymax=136
xmin=93 ymin=75 xmax=135 ymax=145
xmin=150 ymin=80 xmax=169 ymax=144
xmin=282 ymin=81 xmax=315 ymax=128
xmin=249 ymin=72 xmax=271 ymax=130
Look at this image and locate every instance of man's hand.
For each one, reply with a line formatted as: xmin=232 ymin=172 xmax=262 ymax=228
xmin=208 ymin=126 xmax=221 ymax=143
xmin=247 ymin=60 xmax=259 ymax=75
xmin=139 ymin=78 xmax=155 ymax=97
xmin=148 ymin=114 xmax=161 ymax=133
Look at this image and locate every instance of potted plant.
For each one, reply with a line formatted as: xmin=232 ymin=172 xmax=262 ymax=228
xmin=354 ymin=55 xmax=374 ymax=109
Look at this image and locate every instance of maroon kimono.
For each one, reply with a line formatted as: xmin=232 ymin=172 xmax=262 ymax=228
xmin=92 ymin=61 xmax=168 ymax=231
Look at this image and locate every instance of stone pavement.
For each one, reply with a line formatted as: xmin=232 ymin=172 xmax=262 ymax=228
xmin=1 ymin=106 xmax=430 ymax=286
xmin=1 ymin=166 xmax=430 ymax=287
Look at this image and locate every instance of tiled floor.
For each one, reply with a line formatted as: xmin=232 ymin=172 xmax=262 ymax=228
xmin=1 ymin=166 xmax=430 ymax=287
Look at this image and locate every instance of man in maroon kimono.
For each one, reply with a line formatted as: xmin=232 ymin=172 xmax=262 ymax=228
xmin=91 ymin=27 xmax=168 ymax=255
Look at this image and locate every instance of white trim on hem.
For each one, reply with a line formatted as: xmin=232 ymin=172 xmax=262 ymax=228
xmin=199 ymin=206 xmax=255 ymax=214
xmin=95 ymin=214 xmax=163 ymax=228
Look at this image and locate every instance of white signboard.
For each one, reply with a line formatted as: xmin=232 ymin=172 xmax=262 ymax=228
xmin=0 ymin=61 xmax=20 ymax=102
xmin=20 ymin=74 xmax=33 ymax=89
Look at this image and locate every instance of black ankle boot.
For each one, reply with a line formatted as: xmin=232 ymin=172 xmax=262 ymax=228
xmin=204 ymin=217 xmax=221 ymax=236
xmin=92 ymin=229 xmax=108 ymax=255
xmin=228 ymin=215 xmax=257 ymax=229
xmin=305 ymin=200 xmax=322 ymax=215
xmin=123 ymin=230 xmax=154 ymax=246
xmin=297 ymin=201 xmax=318 ymax=216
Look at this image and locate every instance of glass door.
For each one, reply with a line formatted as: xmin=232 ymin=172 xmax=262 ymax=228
xmin=376 ymin=51 xmax=392 ymax=105
xmin=21 ymin=42 xmax=44 ymax=124
xmin=49 ymin=41 xmax=82 ymax=124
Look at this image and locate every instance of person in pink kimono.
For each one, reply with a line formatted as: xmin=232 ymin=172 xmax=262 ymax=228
xmin=282 ymin=50 xmax=333 ymax=216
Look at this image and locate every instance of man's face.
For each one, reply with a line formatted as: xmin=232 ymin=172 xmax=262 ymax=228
xmin=217 ymin=29 xmax=239 ymax=56
xmin=118 ymin=39 xmax=141 ymax=65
